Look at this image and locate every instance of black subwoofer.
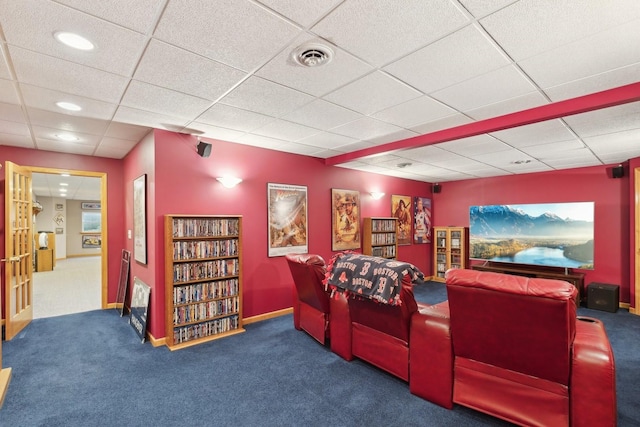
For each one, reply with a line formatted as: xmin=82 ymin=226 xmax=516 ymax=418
xmin=587 ymin=283 xmax=619 ymax=313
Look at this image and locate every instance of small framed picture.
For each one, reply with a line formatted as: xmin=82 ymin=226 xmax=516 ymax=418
xmin=55 ymin=228 xmax=63 ymax=235
xmin=55 ymin=203 xmax=64 ymax=211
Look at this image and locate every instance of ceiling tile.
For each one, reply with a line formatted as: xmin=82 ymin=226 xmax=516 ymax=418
xmin=282 ymin=99 xmax=362 ymax=129
xmin=490 ymin=119 xmax=577 ymax=147
xmin=256 ymin=0 xmax=344 ymax=27
xmin=367 ymin=128 xmax=419 ymax=146
xmin=196 ymin=103 xmax=275 ymax=132
xmin=234 ymin=133 xmax=288 ymax=150
xmin=134 ymin=40 xmax=248 ymax=101
xmin=54 ymin=0 xmax=165 ymax=33
xmin=409 ymin=114 xmax=473 ymax=135
xmin=105 ymin=122 xmax=151 ymax=141
xmin=458 ymin=0 xmax=518 ymax=18
xmin=9 ymin=47 xmax=129 ymax=104
xmin=480 ymin=0 xmax=640 ymax=61
xmin=373 ymin=96 xmax=459 ymax=128
xmin=431 ymin=65 xmax=538 ymax=112
xmin=0 ymin=79 xmax=20 ymax=104
xmin=0 ymin=102 xmax=27 ymax=123
xmin=20 ymin=84 xmax=117 ymax=120
xmin=520 ymin=19 xmax=640 ymax=90
xmin=543 ymin=63 xmax=640 ymax=102
xmin=252 ymin=119 xmax=320 ymax=141
xmin=312 ymin=0 xmax=469 ymax=66
xmin=32 ymin=125 xmax=101 ymax=146
xmin=0 ymin=133 xmax=35 ymax=149
xmin=438 ymin=134 xmax=511 ymax=156
xmin=296 ymin=131 xmax=360 ymax=150
xmin=0 ymin=119 xmax=30 ymax=137
xmin=220 ymin=76 xmax=315 ymax=117
xmin=27 ymin=108 xmax=109 ymax=135
xmin=35 ymin=138 xmax=96 ymax=155
xmin=384 ymin=25 xmax=511 ymax=94
xmin=323 ymin=71 xmax=422 ymax=115
xmin=112 ymin=106 xmax=189 ymax=130
xmin=563 ymin=102 xmax=640 ymax=138
xmin=121 ymin=80 xmax=212 ymax=119
xmin=0 ymin=0 xmax=147 ymax=76
xmin=93 ymin=137 xmax=138 ymax=158
xmin=256 ymin=33 xmax=373 ymax=97
xmin=189 ymin=122 xmax=246 ymax=143
xmin=465 ymin=91 xmax=548 ymax=121
xmin=519 ymin=139 xmax=586 ymax=157
xmin=154 ymin=0 xmax=301 ymax=71
xmin=330 ymin=117 xmax=407 ymax=140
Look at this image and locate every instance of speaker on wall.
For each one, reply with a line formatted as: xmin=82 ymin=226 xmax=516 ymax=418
xmin=612 ymin=165 xmax=624 ymax=178
xmin=433 ymin=183 xmax=441 ymax=194
xmin=197 ymin=141 xmax=212 ymax=158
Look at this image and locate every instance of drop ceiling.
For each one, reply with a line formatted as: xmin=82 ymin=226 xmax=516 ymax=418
xmin=2 ymin=0 xmax=640 ymax=185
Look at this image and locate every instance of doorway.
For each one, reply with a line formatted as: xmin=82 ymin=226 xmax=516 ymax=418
xmin=30 ymin=167 xmax=107 ymax=318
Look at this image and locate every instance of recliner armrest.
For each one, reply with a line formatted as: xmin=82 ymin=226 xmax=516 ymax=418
xmin=570 ymin=316 xmax=617 ymax=427
xmin=409 ymin=301 xmax=453 ymax=409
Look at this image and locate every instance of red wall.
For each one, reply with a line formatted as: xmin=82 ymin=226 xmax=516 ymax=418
xmin=431 ymin=164 xmax=632 ymax=303
xmin=0 ymin=146 xmax=125 ymax=317
xmin=123 ymin=130 xmax=433 ymax=339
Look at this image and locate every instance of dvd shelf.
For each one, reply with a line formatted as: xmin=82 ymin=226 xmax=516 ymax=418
xmin=433 ymin=226 xmax=469 ymax=282
xmin=363 ymin=217 xmax=398 ymax=259
xmin=165 ymin=215 xmax=244 ymax=350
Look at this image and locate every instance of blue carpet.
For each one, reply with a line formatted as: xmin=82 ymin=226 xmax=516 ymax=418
xmin=1 ymin=281 xmax=638 ymax=426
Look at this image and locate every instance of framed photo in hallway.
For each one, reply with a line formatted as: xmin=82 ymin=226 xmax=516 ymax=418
xmin=133 ymin=174 xmax=147 ymax=264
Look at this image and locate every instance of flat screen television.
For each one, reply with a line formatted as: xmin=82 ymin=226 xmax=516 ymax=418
xmin=469 ymin=202 xmax=594 ymax=270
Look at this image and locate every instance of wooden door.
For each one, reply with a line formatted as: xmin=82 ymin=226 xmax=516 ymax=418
xmin=4 ymin=161 xmax=33 ymax=340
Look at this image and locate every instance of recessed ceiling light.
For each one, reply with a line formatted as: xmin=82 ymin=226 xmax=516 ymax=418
xmin=512 ymin=160 xmax=532 ymax=164
xmin=60 ymin=183 xmax=69 ymax=186
xmin=56 ymin=101 xmax=82 ymax=111
xmin=56 ymin=134 xmax=79 ymax=142
xmin=54 ymin=31 xmax=95 ymax=51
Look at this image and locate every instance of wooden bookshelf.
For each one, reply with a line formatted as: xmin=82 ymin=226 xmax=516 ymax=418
xmin=362 ymin=217 xmax=398 ymax=259
xmin=433 ymin=226 xmax=469 ymax=282
xmin=165 ymin=215 xmax=244 ymax=350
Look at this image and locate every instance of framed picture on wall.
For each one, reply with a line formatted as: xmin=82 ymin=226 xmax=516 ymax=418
xmin=413 ymin=197 xmax=432 ymax=244
xmin=331 ymin=189 xmax=360 ymax=251
xmin=267 ymin=183 xmax=308 ymax=257
xmin=55 ymin=203 xmax=63 ymax=211
xmin=82 ymin=234 xmax=101 ymax=249
xmin=392 ymin=194 xmax=412 ymax=246
xmin=133 ymin=174 xmax=147 ymax=264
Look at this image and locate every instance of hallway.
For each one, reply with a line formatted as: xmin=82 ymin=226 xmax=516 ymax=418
xmin=33 ymin=256 xmax=101 ymax=319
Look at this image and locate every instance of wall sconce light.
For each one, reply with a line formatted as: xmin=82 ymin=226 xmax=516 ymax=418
xmin=370 ymin=191 xmax=385 ymax=200
xmin=216 ymin=176 xmax=242 ymax=188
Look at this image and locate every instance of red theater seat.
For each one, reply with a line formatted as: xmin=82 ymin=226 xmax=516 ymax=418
xmin=413 ymin=268 xmax=616 ymax=427
xmin=285 ymin=253 xmax=332 ymax=344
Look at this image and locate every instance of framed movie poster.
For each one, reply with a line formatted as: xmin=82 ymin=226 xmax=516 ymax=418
xmin=332 ymin=189 xmax=360 ymax=251
xmin=413 ymin=197 xmax=432 ymax=244
xmin=268 ymin=183 xmax=308 ymax=257
xmin=133 ymin=174 xmax=147 ymax=264
xmin=392 ymin=194 xmax=412 ymax=246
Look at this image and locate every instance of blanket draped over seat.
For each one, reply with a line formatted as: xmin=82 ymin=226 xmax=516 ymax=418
xmin=325 ymin=252 xmax=424 ymax=305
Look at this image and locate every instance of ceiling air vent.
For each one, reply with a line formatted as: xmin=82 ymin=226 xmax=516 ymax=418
xmin=292 ymin=42 xmax=334 ymax=68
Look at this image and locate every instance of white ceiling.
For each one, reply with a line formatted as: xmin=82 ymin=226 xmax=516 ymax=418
xmin=3 ymin=0 xmax=640 ymax=186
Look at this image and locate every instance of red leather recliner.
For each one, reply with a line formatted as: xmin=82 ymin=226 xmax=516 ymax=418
xmin=327 ymin=253 xmax=441 ymax=383
xmin=412 ymin=268 xmax=617 ymax=427
xmin=285 ymin=253 xmax=331 ymax=344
